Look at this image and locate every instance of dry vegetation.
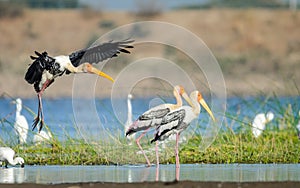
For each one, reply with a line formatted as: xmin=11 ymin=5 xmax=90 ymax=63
xmin=0 ymin=9 xmax=299 ymax=98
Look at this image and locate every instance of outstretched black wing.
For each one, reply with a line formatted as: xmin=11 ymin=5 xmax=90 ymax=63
xmin=68 ymin=39 xmax=134 ymax=67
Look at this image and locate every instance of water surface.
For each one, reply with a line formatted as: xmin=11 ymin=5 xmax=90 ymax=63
xmin=0 ymin=164 xmax=299 ymax=184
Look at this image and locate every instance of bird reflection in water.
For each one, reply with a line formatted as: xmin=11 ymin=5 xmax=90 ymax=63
xmin=0 ymin=167 xmax=25 ymax=183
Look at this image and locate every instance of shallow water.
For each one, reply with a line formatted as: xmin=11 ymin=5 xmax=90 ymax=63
xmin=1 ymin=96 xmax=299 ymax=143
xmin=0 ymin=164 xmax=299 ymax=184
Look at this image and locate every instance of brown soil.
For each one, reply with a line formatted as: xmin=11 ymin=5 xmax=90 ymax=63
xmin=0 ymin=9 xmax=299 ymax=98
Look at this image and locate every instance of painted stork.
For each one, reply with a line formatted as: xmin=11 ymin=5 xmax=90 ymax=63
xmin=0 ymin=147 xmax=25 ymax=168
xmin=13 ymin=98 xmax=29 ymax=144
xmin=25 ymin=39 xmax=134 ymax=131
xmin=151 ymin=90 xmax=215 ymax=180
xmin=125 ymin=85 xmax=192 ymax=167
xmin=252 ymin=112 xmax=274 ymax=138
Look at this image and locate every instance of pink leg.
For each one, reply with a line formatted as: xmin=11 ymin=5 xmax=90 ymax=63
xmin=155 ymin=141 xmax=159 ymax=181
xmin=175 ymin=132 xmax=180 ymax=181
xmin=136 ymin=127 xmax=151 ymax=167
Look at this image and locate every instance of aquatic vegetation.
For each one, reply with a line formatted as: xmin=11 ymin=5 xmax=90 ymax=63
xmin=0 ymin=94 xmax=299 ymax=165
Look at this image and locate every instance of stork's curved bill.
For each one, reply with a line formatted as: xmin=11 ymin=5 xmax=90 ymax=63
xmin=87 ymin=65 xmax=114 ymax=82
xmin=199 ymin=98 xmax=216 ymax=122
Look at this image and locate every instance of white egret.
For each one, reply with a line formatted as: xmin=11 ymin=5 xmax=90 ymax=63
xmin=125 ymin=94 xmax=135 ymax=144
xmin=296 ymin=111 xmax=300 ymax=139
xmin=33 ymin=130 xmax=53 ymax=145
xmin=0 ymin=147 xmax=24 ymax=168
xmin=252 ymin=111 xmax=274 ymax=138
xmin=13 ymin=98 xmax=29 ymax=144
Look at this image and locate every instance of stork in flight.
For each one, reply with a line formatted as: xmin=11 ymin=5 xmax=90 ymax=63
xmin=25 ymin=39 xmax=134 ymax=131
xmin=125 ymin=85 xmax=192 ymax=167
xmin=151 ymin=90 xmax=216 ymax=181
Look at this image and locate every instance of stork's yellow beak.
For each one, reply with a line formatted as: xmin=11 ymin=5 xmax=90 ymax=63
xmin=88 ymin=66 xmax=114 ymax=82
xmin=199 ymin=99 xmax=216 ymax=122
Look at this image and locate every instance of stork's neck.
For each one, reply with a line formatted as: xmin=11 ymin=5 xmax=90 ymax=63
xmin=174 ymin=90 xmax=183 ymax=108
xmin=16 ymin=104 xmax=22 ymax=117
xmin=191 ymin=97 xmax=200 ymax=115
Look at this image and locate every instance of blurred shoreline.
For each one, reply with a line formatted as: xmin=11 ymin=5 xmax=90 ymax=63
xmin=0 ymin=9 xmax=299 ymax=98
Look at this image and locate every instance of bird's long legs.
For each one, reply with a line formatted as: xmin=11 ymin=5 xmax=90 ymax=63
xmin=155 ymin=141 xmax=159 ymax=181
xmin=33 ymin=80 xmax=52 ymax=131
xmin=175 ymin=132 xmax=180 ymax=181
xmin=135 ymin=127 xmax=151 ymax=167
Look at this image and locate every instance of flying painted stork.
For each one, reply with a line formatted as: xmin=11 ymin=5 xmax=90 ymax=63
xmin=25 ymin=39 xmax=134 ymax=131
xmin=151 ymin=90 xmax=216 ymax=181
xmin=125 ymin=85 xmax=192 ymax=167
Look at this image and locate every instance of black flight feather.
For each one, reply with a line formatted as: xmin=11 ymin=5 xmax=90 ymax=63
xmin=68 ymin=39 xmax=134 ymax=68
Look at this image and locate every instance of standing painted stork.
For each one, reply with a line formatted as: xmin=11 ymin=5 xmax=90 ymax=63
xmin=13 ymin=98 xmax=29 ymax=144
xmin=125 ymin=85 xmax=192 ymax=167
xmin=0 ymin=147 xmax=25 ymax=168
xmin=25 ymin=39 xmax=134 ymax=131
xmin=252 ymin=112 xmax=274 ymax=138
xmin=151 ymin=90 xmax=215 ymax=181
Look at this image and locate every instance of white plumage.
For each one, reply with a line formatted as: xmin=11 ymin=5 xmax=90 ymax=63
xmin=252 ymin=112 xmax=274 ymax=138
xmin=33 ymin=130 xmax=53 ymax=145
xmin=296 ymin=111 xmax=300 ymax=139
xmin=0 ymin=147 xmax=24 ymax=168
xmin=125 ymin=94 xmax=135 ymax=143
xmin=13 ymin=98 xmax=29 ymax=144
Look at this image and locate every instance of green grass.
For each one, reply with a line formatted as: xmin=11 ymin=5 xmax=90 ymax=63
xmin=1 ymin=94 xmax=300 ymax=165
xmin=7 ymin=127 xmax=299 ymax=166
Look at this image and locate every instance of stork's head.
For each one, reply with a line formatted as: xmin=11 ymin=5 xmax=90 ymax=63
xmin=174 ymin=85 xmax=193 ymax=108
xmin=190 ymin=90 xmax=216 ymax=122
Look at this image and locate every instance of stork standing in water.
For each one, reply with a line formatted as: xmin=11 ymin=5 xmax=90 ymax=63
xmin=25 ymin=39 xmax=134 ymax=131
xmin=151 ymin=90 xmax=216 ymax=181
xmin=13 ymin=98 xmax=29 ymax=144
xmin=0 ymin=147 xmax=25 ymax=168
xmin=252 ymin=112 xmax=274 ymax=138
xmin=125 ymin=85 xmax=192 ymax=167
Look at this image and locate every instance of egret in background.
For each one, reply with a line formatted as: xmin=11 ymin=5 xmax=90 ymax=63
xmin=13 ymin=98 xmax=28 ymax=144
xmin=0 ymin=147 xmax=24 ymax=168
xmin=252 ymin=111 xmax=274 ymax=138
xmin=33 ymin=130 xmax=53 ymax=145
xmin=151 ymin=90 xmax=216 ymax=181
xmin=125 ymin=94 xmax=135 ymax=144
xmin=296 ymin=111 xmax=300 ymax=139
xmin=126 ymin=85 xmax=191 ymax=167
xmin=25 ymin=39 xmax=134 ymax=131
